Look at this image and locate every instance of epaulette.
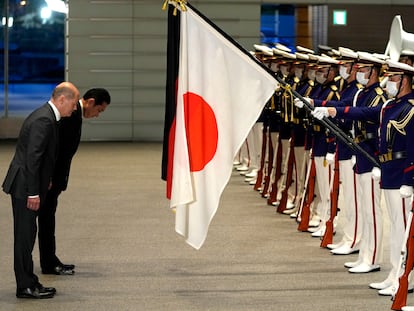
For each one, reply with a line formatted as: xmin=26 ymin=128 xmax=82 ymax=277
xmin=293 ymin=77 xmax=300 ymax=84
xmin=375 ymin=87 xmax=383 ymax=96
xmin=330 ymin=84 xmax=338 ymax=92
xmin=309 ymin=80 xmax=314 ymax=87
xmin=334 ymin=76 xmax=342 ymax=82
xmin=356 ymin=83 xmax=364 ymax=89
xmin=409 ymin=99 xmax=414 ymax=106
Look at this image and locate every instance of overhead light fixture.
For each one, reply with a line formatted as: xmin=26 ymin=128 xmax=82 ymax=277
xmin=40 ymin=7 xmax=52 ymax=19
xmin=2 ymin=17 xmax=14 ymax=27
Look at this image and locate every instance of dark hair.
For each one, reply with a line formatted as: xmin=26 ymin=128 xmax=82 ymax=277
xmin=83 ymin=88 xmax=111 ymax=106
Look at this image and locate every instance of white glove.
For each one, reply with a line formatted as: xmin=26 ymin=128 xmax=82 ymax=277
xmin=371 ymin=167 xmax=381 ymax=181
xmin=351 ymin=155 xmax=356 ymax=165
xmin=294 ymin=98 xmax=304 ymax=109
xmin=325 ymin=153 xmax=335 ymax=165
xmin=311 ymin=107 xmax=329 ymax=120
xmin=400 ymin=185 xmax=414 ymax=198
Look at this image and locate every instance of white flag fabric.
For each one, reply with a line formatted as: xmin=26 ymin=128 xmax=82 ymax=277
xmin=170 ymin=5 xmax=278 ymax=249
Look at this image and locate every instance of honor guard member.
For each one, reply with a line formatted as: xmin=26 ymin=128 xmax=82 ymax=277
xmin=248 ymin=45 xmax=276 ymax=188
xmin=298 ymin=47 xmax=363 ymax=254
xmin=369 ymin=60 xmax=414 ymax=295
xmin=280 ymin=52 xmax=313 ymax=215
xmin=299 ymin=53 xmax=324 ymax=227
xmin=269 ymin=49 xmax=296 ymax=208
xmin=280 ymin=50 xmax=308 ymax=214
xmin=254 ymin=45 xmax=283 ymax=199
xmin=308 ymin=55 xmax=341 ymax=238
xmin=242 ymin=45 xmax=274 ymax=183
xmin=235 ymin=45 xmax=272 ymax=174
xmin=313 ymin=51 xmax=387 ymax=273
xmin=316 ymin=60 xmax=414 ymax=294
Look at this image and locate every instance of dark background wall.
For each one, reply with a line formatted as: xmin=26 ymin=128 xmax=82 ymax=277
xmin=327 ymin=5 xmax=414 ymax=53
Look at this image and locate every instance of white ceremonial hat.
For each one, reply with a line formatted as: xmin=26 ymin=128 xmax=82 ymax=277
xmin=253 ymin=44 xmax=273 ymax=56
xmin=295 ymin=52 xmax=310 ymax=62
xmin=357 ymin=51 xmax=385 ymax=67
xmin=401 ymin=49 xmax=414 ymax=57
xmin=372 ymin=53 xmax=390 ymax=61
xmin=385 ymin=59 xmax=414 ymax=75
xmin=339 ymin=48 xmax=358 ymax=61
xmin=317 ymin=55 xmax=340 ymax=67
xmin=307 ymin=53 xmax=320 ymax=64
xmin=331 ymin=48 xmax=341 ymax=57
xmin=296 ymin=45 xmax=314 ymax=54
xmin=274 ymin=43 xmax=291 ymax=53
xmin=338 ymin=46 xmax=355 ymax=53
xmin=318 ymin=44 xmax=333 ymax=55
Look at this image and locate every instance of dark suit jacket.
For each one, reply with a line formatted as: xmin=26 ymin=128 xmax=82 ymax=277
xmin=52 ymin=101 xmax=82 ymax=191
xmin=2 ymin=103 xmax=58 ymax=200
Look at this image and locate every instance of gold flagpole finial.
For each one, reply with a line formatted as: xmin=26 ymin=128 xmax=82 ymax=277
xmin=162 ymin=1 xmax=187 ymax=15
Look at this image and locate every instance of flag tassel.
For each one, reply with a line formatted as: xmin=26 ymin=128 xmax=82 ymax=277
xmin=162 ymin=0 xmax=187 ymax=15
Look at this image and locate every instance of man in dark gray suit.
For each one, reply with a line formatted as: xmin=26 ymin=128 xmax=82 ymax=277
xmin=39 ymin=88 xmax=111 ymax=275
xmin=2 ymin=82 xmax=80 ymax=299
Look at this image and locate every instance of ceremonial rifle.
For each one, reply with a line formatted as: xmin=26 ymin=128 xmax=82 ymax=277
xmin=298 ymin=157 xmax=316 ymax=232
xmin=270 ymin=75 xmax=380 ymax=168
xmin=391 ymin=201 xmax=414 ymax=310
xmin=254 ymin=123 xmax=268 ymax=191
xmin=277 ymin=138 xmax=295 ymax=213
xmin=320 ymin=153 xmax=340 ymax=247
xmin=260 ymin=129 xmax=274 ymax=196
xmin=267 ymin=137 xmax=282 ymax=203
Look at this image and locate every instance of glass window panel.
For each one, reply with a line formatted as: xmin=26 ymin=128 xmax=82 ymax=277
xmin=1 ymin=0 xmax=65 ymax=118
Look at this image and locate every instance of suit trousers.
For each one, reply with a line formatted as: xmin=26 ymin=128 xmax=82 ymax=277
xmin=12 ymin=196 xmax=39 ymax=289
xmin=38 ymin=185 xmax=62 ymax=270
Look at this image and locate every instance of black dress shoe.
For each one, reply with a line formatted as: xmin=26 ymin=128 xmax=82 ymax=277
xmin=16 ymin=286 xmax=55 ymax=299
xmin=61 ymin=263 xmax=75 ymax=270
xmin=42 ymin=264 xmax=75 ymax=275
xmin=36 ymin=282 xmax=57 ymax=294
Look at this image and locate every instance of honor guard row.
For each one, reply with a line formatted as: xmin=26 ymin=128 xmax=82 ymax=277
xmin=233 ymin=43 xmax=414 ymax=309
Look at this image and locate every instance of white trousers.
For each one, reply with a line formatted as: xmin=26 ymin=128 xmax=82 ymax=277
xmin=338 ymin=159 xmax=361 ymax=248
xmin=314 ymin=156 xmax=331 ymax=222
xmin=383 ymin=189 xmax=412 ymax=285
xmin=246 ymin=122 xmax=263 ymax=171
xmin=266 ymin=132 xmax=280 ymax=197
xmin=355 ymin=172 xmax=383 ymax=265
xmin=288 ymin=146 xmax=305 ymax=206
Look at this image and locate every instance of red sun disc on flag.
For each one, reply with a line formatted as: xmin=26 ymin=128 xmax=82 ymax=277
xmin=183 ymin=92 xmax=218 ymax=172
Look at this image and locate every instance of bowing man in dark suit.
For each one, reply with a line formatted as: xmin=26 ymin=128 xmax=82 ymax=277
xmin=39 ymin=88 xmax=111 ymax=275
xmin=2 ymin=82 xmax=80 ymax=299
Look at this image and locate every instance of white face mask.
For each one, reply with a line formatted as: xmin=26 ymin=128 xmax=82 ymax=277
xmin=339 ymin=65 xmax=350 ymax=80
xmin=280 ymin=65 xmax=289 ymax=77
xmin=307 ymin=69 xmax=316 ymax=81
xmin=315 ymin=72 xmax=327 ymax=84
xmin=356 ymin=71 xmax=369 ymax=85
xmin=386 ymin=80 xmax=399 ymax=98
xmin=270 ymin=63 xmax=279 ymax=73
xmin=295 ymin=68 xmax=304 ymax=79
